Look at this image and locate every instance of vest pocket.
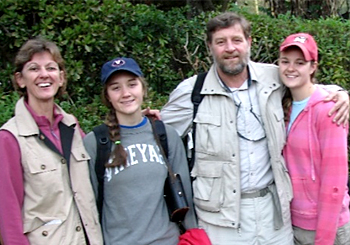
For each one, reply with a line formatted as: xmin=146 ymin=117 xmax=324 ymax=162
xmin=272 ymin=108 xmax=286 ymax=148
xmin=27 ymin=160 xmax=57 ymax=173
xmin=24 ymin=218 xmax=66 ymax=245
xmin=192 ymin=161 xmax=224 ymax=212
xmin=25 ymin=157 xmax=61 ymax=188
xmin=71 ymin=146 xmax=91 ymax=161
xmin=193 ymin=113 xmax=221 ymax=156
xmin=24 ymin=156 xmax=66 ymax=217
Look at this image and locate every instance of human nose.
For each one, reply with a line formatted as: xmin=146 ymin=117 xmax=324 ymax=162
xmin=284 ymin=62 xmax=295 ymax=71
xmin=225 ymin=40 xmax=236 ymax=52
xmin=120 ymin=86 xmax=131 ymax=97
xmin=38 ymin=67 xmax=49 ymax=78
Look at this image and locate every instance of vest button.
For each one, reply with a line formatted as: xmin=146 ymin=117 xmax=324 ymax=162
xmin=41 ymin=165 xmax=46 ymax=170
xmin=42 ymin=230 xmax=48 ymax=236
xmin=81 ymin=153 xmax=86 ymax=158
xmin=61 ymin=159 xmax=67 ymax=164
xmin=76 ymin=226 xmax=82 ymax=231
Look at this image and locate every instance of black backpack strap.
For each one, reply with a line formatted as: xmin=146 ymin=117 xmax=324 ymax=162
xmin=92 ymin=123 xmax=111 ymax=221
xmin=154 ymin=120 xmax=169 ymax=159
xmin=188 ymin=72 xmax=207 ymax=172
xmin=192 ymin=72 xmax=207 ymax=121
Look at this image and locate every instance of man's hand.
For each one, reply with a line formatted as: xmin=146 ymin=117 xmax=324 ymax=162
xmin=142 ymin=107 xmax=161 ymax=120
xmin=324 ymin=90 xmax=349 ymax=127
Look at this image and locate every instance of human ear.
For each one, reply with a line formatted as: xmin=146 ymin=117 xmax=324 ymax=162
xmin=58 ymin=70 xmax=65 ymax=87
xmin=207 ymin=41 xmax=213 ymax=55
xmin=15 ymin=72 xmax=26 ymax=88
xmin=247 ymin=36 xmax=252 ymax=47
xmin=310 ymin=62 xmax=318 ymax=75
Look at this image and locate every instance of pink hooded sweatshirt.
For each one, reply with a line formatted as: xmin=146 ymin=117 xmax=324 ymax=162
xmin=283 ymin=87 xmax=350 ymax=245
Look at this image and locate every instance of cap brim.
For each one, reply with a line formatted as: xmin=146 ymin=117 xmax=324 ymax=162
xmin=102 ymin=68 xmax=141 ymax=84
xmin=280 ymin=43 xmax=312 ymax=61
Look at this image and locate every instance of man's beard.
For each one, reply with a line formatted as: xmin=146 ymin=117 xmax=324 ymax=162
xmin=219 ymin=62 xmax=245 ymax=75
xmin=215 ymin=51 xmax=250 ymax=75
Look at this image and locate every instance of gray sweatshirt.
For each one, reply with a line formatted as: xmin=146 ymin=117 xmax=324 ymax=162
xmin=84 ymin=118 xmax=196 ymax=245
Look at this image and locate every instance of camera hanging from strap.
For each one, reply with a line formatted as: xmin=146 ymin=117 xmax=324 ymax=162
xmin=149 ymin=118 xmax=189 ymax=232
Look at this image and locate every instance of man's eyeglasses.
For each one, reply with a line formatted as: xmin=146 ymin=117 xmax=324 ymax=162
xmin=235 ymin=101 xmax=266 ymax=142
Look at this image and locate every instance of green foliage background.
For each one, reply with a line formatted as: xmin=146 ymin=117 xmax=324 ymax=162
xmin=1 ymin=0 xmax=350 ymax=132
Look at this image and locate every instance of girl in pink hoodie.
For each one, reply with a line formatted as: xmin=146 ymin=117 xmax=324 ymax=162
xmin=279 ymin=33 xmax=350 ymax=245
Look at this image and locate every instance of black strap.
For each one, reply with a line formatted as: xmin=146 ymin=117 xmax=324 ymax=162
xmin=92 ymin=124 xmax=111 ymax=221
xmin=59 ymin=122 xmax=74 ymax=166
xmin=192 ymin=72 xmax=207 ymax=121
xmin=188 ymin=72 xmax=207 ymax=172
xmin=154 ymin=120 xmax=169 ymax=159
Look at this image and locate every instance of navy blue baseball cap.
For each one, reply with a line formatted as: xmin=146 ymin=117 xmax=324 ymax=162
xmin=101 ymin=57 xmax=143 ymax=84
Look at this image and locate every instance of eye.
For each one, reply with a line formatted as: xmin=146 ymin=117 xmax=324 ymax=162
xmin=129 ymin=82 xmax=138 ymax=87
xmin=47 ymin=66 xmax=58 ymax=71
xmin=28 ymin=66 xmax=39 ymax=71
xmin=215 ymin=40 xmax=225 ymax=45
xmin=279 ymin=60 xmax=288 ymax=64
xmin=110 ymin=85 xmax=120 ymax=91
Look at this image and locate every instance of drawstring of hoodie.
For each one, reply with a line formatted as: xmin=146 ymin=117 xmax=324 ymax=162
xmin=307 ymin=106 xmax=316 ymax=181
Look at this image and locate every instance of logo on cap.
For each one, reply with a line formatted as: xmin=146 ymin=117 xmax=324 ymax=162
xmin=112 ymin=59 xmax=125 ymax=67
xmin=293 ymin=36 xmax=307 ymax=43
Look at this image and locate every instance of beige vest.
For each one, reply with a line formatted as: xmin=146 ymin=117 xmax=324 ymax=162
xmin=1 ymin=98 xmax=103 ymax=245
xmin=191 ymin=63 xmax=292 ymax=229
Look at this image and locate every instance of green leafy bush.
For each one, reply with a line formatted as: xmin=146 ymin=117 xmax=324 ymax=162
xmin=1 ymin=1 xmax=350 ymax=132
xmin=0 ymin=91 xmax=19 ymax=125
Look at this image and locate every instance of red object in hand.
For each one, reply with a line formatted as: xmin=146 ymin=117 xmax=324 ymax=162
xmin=178 ymin=228 xmax=212 ymax=245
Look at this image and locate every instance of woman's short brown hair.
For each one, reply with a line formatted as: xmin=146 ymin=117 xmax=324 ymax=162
xmin=13 ymin=37 xmax=67 ymax=98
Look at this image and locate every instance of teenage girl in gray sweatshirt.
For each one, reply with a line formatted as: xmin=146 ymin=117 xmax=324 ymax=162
xmin=84 ymin=57 xmax=197 ymax=245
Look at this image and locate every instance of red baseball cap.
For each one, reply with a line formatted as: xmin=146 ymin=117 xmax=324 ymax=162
xmin=280 ymin=33 xmax=318 ymax=62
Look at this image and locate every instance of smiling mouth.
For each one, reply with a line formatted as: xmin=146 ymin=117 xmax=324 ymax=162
xmin=38 ymin=83 xmax=51 ymax=88
xmin=121 ymin=100 xmax=134 ymax=104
